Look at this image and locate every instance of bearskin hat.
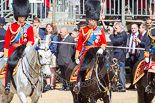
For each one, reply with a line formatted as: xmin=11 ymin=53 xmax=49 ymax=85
xmin=13 ymin=0 xmax=30 ymax=21
xmin=86 ymin=0 xmax=101 ymax=20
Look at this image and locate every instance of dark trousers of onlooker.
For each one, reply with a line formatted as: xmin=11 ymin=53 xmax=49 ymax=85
xmin=59 ymin=65 xmax=68 ymax=88
xmin=129 ymin=53 xmax=138 ymax=86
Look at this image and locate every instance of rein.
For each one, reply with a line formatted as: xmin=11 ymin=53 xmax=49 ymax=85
xmin=95 ymin=56 xmax=109 ymax=92
xmin=95 ymin=55 xmax=112 ymax=102
xmin=20 ymin=50 xmax=44 ymax=96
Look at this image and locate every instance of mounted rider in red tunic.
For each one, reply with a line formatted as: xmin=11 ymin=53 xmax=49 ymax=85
xmin=3 ymin=0 xmax=34 ymax=95
xmin=73 ymin=0 xmax=107 ymax=94
xmin=144 ymin=23 xmax=155 ymax=93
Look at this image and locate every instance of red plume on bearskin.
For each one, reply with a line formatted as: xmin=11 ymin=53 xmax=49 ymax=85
xmin=86 ymin=0 xmax=101 ymax=20
xmin=13 ymin=0 xmax=30 ymax=21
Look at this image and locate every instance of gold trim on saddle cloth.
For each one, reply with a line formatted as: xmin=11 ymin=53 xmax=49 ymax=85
xmin=148 ymin=61 xmax=155 ymax=73
xmin=0 ymin=59 xmax=21 ymax=79
xmin=69 ymin=65 xmax=93 ymax=82
xmin=133 ymin=59 xmax=146 ymax=85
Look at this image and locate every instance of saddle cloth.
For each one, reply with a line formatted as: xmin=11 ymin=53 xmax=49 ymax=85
xmin=133 ymin=59 xmax=146 ymax=85
xmin=148 ymin=61 xmax=155 ymax=73
xmin=70 ymin=65 xmax=93 ymax=82
xmin=0 ymin=60 xmax=20 ymax=79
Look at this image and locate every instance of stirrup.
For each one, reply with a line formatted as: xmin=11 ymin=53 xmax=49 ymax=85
xmin=4 ymin=83 xmax=10 ymax=95
xmin=73 ymin=85 xmax=80 ymax=94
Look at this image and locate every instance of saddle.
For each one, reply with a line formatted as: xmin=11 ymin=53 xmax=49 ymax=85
xmin=0 ymin=59 xmax=20 ymax=79
xmin=70 ymin=65 xmax=93 ymax=82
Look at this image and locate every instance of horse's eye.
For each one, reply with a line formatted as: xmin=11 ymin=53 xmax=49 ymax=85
xmin=39 ymin=55 xmax=42 ymax=58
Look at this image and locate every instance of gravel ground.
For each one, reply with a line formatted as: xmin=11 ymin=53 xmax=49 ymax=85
xmin=11 ymin=84 xmax=155 ymax=103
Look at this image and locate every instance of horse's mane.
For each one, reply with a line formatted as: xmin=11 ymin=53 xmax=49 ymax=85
xmin=23 ymin=40 xmax=39 ymax=69
xmin=7 ymin=44 xmax=27 ymax=68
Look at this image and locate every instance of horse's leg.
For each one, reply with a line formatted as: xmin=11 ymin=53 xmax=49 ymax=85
xmin=7 ymin=93 xmax=14 ymax=103
xmin=17 ymin=92 xmax=28 ymax=103
xmin=0 ymin=83 xmax=14 ymax=103
xmin=144 ymin=93 xmax=154 ymax=103
xmin=71 ymin=90 xmax=88 ymax=103
xmin=31 ymin=95 xmax=40 ymax=103
xmin=103 ymin=91 xmax=111 ymax=103
xmin=31 ymin=86 xmax=41 ymax=103
xmin=136 ymin=83 xmax=146 ymax=103
xmin=90 ymin=98 xmax=97 ymax=103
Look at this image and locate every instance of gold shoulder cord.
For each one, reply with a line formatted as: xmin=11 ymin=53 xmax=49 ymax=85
xmin=147 ymin=27 xmax=155 ymax=46
xmin=147 ymin=27 xmax=155 ymax=40
xmin=9 ymin=24 xmax=22 ymax=43
xmin=83 ymin=29 xmax=92 ymax=44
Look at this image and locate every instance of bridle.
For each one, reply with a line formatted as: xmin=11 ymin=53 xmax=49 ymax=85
xmin=21 ymin=45 xmax=52 ymax=90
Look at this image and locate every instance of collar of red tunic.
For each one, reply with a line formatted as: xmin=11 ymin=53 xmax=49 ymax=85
xmin=17 ymin=21 xmax=25 ymax=26
xmin=88 ymin=25 xmax=97 ymax=29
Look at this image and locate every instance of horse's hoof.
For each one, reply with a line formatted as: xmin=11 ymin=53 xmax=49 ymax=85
xmin=4 ymin=86 xmax=10 ymax=95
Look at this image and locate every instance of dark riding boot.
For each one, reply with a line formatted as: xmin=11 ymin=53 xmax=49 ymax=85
xmin=73 ymin=82 xmax=81 ymax=94
xmin=73 ymin=71 xmax=82 ymax=94
xmin=4 ymin=66 xmax=13 ymax=95
xmin=145 ymin=72 xmax=152 ymax=93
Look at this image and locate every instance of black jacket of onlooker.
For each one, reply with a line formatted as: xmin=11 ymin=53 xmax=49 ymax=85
xmin=0 ymin=27 xmax=6 ymax=52
xmin=137 ymin=32 xmax=147 ymax=60
xmin=110 ymin=31 xmax=127 ymax=62
xmin=57 ymin=35 xmax=75 ymax=68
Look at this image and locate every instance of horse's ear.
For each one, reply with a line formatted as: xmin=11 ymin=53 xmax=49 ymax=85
xmin=32 ymin=38 xmax=39 ymax=49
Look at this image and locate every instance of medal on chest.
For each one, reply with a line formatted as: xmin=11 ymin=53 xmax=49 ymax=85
xmin=95 ymin=36 xmax=100 ymax=43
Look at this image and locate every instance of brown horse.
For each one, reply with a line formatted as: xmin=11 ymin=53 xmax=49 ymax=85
xmin=59 ymin=47 xmax=115 ymax=103
xmin=133 ymin=51 xmax=155 ymax=103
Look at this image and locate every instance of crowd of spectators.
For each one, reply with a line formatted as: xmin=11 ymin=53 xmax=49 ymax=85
xmin=0 ymin=15 xmax=154 ymax=93
xmin=0 ymin=0 xmax=155 ymax=93
xmin=109 ymin=18 xmax=154 ymax=92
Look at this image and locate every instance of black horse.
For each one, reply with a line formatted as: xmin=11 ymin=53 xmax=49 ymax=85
xmin=62 ymin=47 xmax=115 ymax=103
xmin=133 ymin=51 xmax=155 ymax=103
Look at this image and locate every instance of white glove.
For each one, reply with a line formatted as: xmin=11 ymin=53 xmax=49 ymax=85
xmin=145 ymin=58 xmax=149 ymax=63
xmin=3 ymin=57 xmax=8 ymax=62
xmin=75 ymin=59 xmax=80 ymax=64
xmin=0 ymin=52 xmax=4 ymax=58
xmin=96 ymin=48 xmax=104 ymax=55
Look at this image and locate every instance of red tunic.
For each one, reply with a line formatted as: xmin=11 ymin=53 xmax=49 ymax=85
xmin=4 ymin=22 xmax=34 ymax=57
xmin=76 ymin=26 xmax=107 ymax=57
xmin=75 ymin=26 xmax=107 ymax=84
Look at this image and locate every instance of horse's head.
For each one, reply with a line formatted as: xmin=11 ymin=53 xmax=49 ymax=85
xmin=101 ymin=49 xmax=115 ymax=81
xmin=33 ymin=39 xmax=52 ymax=78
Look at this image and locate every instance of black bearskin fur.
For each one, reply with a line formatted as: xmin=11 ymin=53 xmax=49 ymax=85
xmin=7 ymin=44 xmax=26 ymax=68
xmin=86 ymin=0 xmax=101 ymax=20
xmin=80 ymin=47 xmax=100 ymax=71
xmin=13 ymin=0 xmax=30 ymax=21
